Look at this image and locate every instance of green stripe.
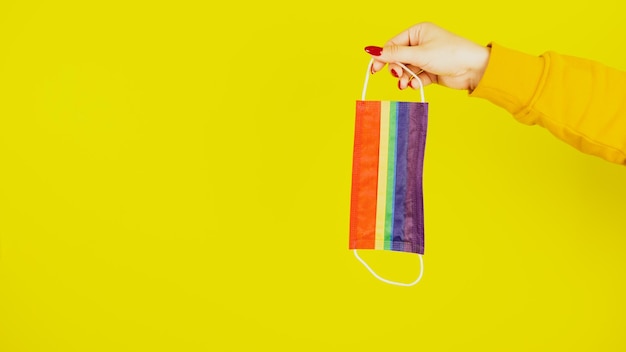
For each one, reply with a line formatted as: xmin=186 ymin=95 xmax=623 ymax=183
xmin=383 ymin=102 xmax=398 ymax=250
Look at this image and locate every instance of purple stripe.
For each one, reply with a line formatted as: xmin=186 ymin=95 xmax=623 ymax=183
xmin=403 ymin=102 xmax=428 ymax=254
xmin=417 ymin=103 xmax=428 ymax=254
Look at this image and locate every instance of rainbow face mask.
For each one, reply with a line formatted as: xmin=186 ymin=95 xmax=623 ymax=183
xmin=349 ymin=60 xmax=428 ymax=286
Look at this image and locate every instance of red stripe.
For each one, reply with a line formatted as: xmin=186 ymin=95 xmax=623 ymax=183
xmin=350 ymin=101 xmax=380 ymax=250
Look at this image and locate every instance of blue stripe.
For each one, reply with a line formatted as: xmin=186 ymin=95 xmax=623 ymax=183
xmin=392 ymin=102 xmax=409 ymax=247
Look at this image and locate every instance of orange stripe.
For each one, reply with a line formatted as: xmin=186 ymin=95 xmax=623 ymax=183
xmin=350 ymin=101 xmax=381 ymax=250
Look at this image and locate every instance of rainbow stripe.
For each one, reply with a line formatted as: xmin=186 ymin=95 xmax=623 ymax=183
xmin=350 ymin=100 xmax=428 ymax=254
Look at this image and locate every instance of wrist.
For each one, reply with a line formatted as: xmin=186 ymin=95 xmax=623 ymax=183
xmin=469 ymin=43 xmax=545 ymax=123
xmin=469 ymin=45 xmax=491 ymax=92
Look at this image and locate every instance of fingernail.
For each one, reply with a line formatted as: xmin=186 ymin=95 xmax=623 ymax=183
xmin=370 ymin=65 xmax=375 ymax=74
xmin=408 ymin=80 xmax=413 ymax=88
xmin=398 ymin=80 xmax=402 ymax=90
xmin=364 ymin=46 xmax=383 ymax=56
xmin=391 ymin=69 xmax=398 ymax=78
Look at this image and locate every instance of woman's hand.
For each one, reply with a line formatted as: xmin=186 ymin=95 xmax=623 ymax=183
xmin=365 ymin=22 xmax=490 ymax=91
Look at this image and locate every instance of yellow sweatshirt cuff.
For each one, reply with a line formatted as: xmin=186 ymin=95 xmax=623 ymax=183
xmin=470 ymin=43 xmax=546 ymax=125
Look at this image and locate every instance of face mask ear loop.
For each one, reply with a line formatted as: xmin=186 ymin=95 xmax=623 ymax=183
xmin=353 ymin=249 xmax=424 ymax=287
xmin=361 ymin=59 xmax=374 ymax=100
xmin=361 ymin=59 xmax=426 ymax=103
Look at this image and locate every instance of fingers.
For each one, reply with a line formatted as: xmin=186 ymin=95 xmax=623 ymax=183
xmin=364 ymin=22 xmax=442 ymax=88
xmin=370 ymin=59 xmax=387 ymax=75
xmin=366 ymin=44 xmax=428 ymax=68
xmin=388 ymin=63 xmax=419 ymax=79
xmin=394 ymin=64 xmax=418 ymax=89
xmin=389 ymin=64 xmax=433 ymax=90
xmin=365 ymin=22 xmax=485 ymax=91
xmin=366 ymin=47 xmax=421 ymax=78
xmin=364 ymin=22 xmax=437 ymax=67
xmin=369 ymin=61 xmax=434 ymax=90
xmin=397 ymin=74 xmax=412 ymax=90
xmin=401 ymin=71 xmax=434 ymax=90
xmin=410 ymin=71 xmax=435 ymax=89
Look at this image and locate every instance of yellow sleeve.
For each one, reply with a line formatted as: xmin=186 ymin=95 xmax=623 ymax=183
xmin=471 ymin=43 xmax=626 ymax=165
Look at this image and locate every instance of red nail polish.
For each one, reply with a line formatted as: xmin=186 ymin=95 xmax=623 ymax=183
xmin=364 ymin=46 xmax=383 ymax=56
xmin=398 ymin=80 xmax=402 ymax=90
xmin=391 ymin=69 xmax=398 ymax=78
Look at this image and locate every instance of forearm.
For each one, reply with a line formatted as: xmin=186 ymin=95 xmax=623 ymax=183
xmin=471 ymin=43 xmax=626 ymax=165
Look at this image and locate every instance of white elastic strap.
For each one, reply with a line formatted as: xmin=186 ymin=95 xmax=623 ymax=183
xmin=362 ymin=58 xmax=426 ymax=102
xmin=353 ymin=249 xmax=424 ymax=287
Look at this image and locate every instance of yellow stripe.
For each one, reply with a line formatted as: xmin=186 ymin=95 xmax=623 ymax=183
xmin=374 ymin=101 xmax=390 ymax=250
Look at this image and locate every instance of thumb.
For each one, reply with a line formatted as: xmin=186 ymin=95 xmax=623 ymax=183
xmin=365 ymin=45 xmax=427 ymax=67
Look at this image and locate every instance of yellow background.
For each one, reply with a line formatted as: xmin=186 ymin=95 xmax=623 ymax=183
xmin=1 ymin=1 xmax=626 ymax=351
